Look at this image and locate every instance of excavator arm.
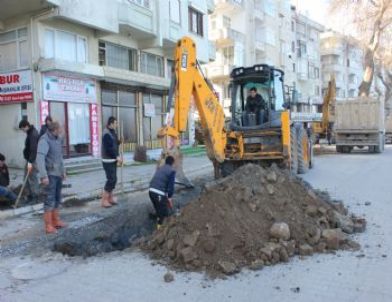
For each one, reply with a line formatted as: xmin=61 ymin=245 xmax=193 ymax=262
xmin=158 ymin=37 xmax=227 ymax=185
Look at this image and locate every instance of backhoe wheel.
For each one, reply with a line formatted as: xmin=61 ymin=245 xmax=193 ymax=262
xmin=290 ymin=127 xmax=298 ymax=175
xmin=297 ymin=127 xmax=311 ymax=174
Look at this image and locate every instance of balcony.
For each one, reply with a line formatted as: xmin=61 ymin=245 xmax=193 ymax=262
xmin=255 ymin=39 xmax=265 ymax=53
xmin=210 ymin=28 xmax=245 ymax=46
xmin=254 ymin=7 xmax=264 ymax=21
xmin=297 ymin=72 xmax=307 ymax=81
xmin=207 ymin=0 xmax=215 ymax=14
xmin=39 ymin=58 xmax=104 ymax=78
xmin=321 ymin=46 xmax=343 ymax=56
xmin=0 ymin=0 xmax=57 ymax=21
xmin=215 ymin=0 xmax=245 ymax=14
xmin=118 ymin=1 xmax=156 ymax=39
xmin=205 ymin=64 xmax=234 ymax=79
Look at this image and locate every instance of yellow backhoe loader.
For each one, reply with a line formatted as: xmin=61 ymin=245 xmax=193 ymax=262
xmin=158 ymin=37 xmax=313 ymax=186
xmin=312 ymin=76 xmax=336 ymax=144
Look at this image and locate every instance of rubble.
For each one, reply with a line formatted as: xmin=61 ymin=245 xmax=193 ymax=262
xmin=140 ymin=164 xmax=365 ymax=277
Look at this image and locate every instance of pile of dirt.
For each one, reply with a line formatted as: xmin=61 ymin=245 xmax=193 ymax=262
xmin=140 ymin=164 xmax=366 ymax=277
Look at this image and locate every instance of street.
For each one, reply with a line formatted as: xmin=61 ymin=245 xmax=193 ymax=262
xmin=1 ymin=147 xmax=392 ymax=302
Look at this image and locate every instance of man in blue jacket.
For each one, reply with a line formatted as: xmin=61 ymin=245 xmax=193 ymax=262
xmin=149 ymin=156 xmax=176 ymax=227
xmin=101 ymin=116 xmax=122 ymax=208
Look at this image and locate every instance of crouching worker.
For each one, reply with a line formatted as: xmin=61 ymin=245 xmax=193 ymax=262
xmin=37 ymin=121 xmax=67 ymax=234
xmin=0 ymin=153 xmax=17 ymax=202
xmin=149 ymin=156 xmax=176 ymax=227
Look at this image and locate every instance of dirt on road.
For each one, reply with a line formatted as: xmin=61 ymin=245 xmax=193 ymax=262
xmin=141 ymin=164 xmax=366 ymax=277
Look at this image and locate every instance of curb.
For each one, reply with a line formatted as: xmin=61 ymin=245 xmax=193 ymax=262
xmin=0 ymin=164 xmax=212 ymax=220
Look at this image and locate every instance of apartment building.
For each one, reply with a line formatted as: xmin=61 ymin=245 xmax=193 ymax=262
xmin=205 ymin=1 xmax=323 ymax=116
xmin=320 ymin=30 xmax=363 ymax=102
xmin=206 ymin=0 xmax=292 ymax=115
xmin=290 ymin=7 xmax=324 ymax=113
xmin=0 ymin=0 xmax=214 ymax=167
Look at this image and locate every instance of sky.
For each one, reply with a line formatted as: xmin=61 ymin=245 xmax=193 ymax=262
xmin=292 ymin=0 xmax=329 ymax=26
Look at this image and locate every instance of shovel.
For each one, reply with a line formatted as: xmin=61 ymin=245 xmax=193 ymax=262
xmin=13 ymin=173 xmax=29 ymax=209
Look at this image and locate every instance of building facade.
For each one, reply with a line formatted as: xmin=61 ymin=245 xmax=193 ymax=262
xmin=320 ymin=30 xmax=364 ymax=102
xmin=205 ymin=1 xmax=323 ymax=116
xmin=290 ymin=7 xmax=324 ymax=113
xmin=0 ymin=0 xmax=214 ymax=167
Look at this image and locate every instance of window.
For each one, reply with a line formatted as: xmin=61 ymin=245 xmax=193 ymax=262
xmin=315 ymin=86 xmax=320 ymax=96
xmin=291 ymin=41 xmax=295 ymax=53
xmin=297 ymin=40 xmax=306 ymax=58
xmin=314 ymin=67 xmax=320 ymax=79
xmin=291 ymin=21 xmax=295 ymax=32
xmin=140 ymin=52 xmax=164 ymax=77
xmin=223 ymin=16 xmax=231 ymax=28
xmin=99 ymin=41 xmax=137 ymax=71
xmin=127 ymin=0 xmax=150 ymax=8
xmin=347 ymin=59 xmax=350 ymax=67
xmin=44 ymin=29 xmax=87 ymax=63
xmin=169 ymin=0 xmax=180 ymax=23
xmin=167 ymin=59 xmax=174 ymax=78
xmin=266 ymin=29 xmax=275 ymax=46
xmin=0 ymin=27 xmax=29 ymax=71
xmin=292 ymin=63 xmax=296 ymax=72
xmin=264 ymin=0 xmax=276 ymax=17
xmin=188 ymin=7 xmax=204 ymax=36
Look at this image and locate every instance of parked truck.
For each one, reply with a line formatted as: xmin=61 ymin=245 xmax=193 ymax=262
xmin=385 ymin=114 xmax=392 ymax=144
xmin=335 ymin=97 xmax=385 ymax=153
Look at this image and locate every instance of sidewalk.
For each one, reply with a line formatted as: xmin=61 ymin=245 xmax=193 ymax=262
xmin=2 ymin=153 xmax=212 ymax=219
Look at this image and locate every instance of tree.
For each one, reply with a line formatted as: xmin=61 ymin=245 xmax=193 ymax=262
xmin=330 ymin=0 xmax=392 ymax=97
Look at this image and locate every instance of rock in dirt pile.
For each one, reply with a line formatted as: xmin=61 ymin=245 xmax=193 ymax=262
xmin=140 ymin=164 xmax=366 ymax=277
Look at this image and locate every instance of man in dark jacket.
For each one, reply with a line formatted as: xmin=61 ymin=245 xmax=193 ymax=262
xmin=19 ymin=120 xmax=40 ymax=201
xmin=0 ymin=153 xmax=17 ymax=202
xmin=39 ymin=115 xmax=53 ymax=138
xmin=101 ymin=116 xmax=122 ymax=208
xmin=245 ymin=87 xmax=266 ymax=125
xmin=149 ymin=156 xmax=176 ymax=227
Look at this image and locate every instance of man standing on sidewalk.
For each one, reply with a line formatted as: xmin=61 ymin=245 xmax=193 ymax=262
xmin=36 ymin=121 xmax=67 ymax=234
xmin=19 ymin=120 xmax=40 ymax=202
xmin=101 ymin=116 xmax=122 ymax=208
xmin=149 ymin=156 xmax=176 ymax=227
xmin=0 ymin=153 xmax=17 ymax=202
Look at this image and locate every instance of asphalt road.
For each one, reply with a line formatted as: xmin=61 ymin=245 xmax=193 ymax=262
xmin=1 ymin=146 xmax=392 ymax=302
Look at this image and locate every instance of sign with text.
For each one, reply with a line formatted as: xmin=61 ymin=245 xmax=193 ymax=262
xmin=144 ymin=103 xmax=156 ymax=117
xmin=90 ymin=104 xmax=100 ymax=157
xmin=43 ymin=74 xmax=97 ymax=103
xmin=0 ymin=70 xmax=33 ymax=104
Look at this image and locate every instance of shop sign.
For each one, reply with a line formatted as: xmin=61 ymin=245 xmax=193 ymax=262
xmin=0 ymin=70 xmax=33 ymax=104
xmin=144 ymin=103 xmax=156 ymax=117
xmin=43 ymin=74 xmax=97 ymax=103
xmin=90 ymin=104 xmax=100 ymax=157
xmin=40 ymin=101 xmax=49 ymax=125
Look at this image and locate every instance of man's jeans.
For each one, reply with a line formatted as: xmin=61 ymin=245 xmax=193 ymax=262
xmin=44 ymin=175 xmax=62 ymax=211
xmin=103 ymin=162 xmax=117 ymax=192
xmin=24 ymin=162 xmax=40 ymax=199
xmin=0 ymin=186 xmax=17 ymax=202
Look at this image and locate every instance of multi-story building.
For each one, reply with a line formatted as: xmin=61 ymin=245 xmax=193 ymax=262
xmin=290 ymin=7 xmax=324 ymax=113
xmin=205 ymin=1 xmax=323 ymax=116
xmin=0 ymin=0 xmax=214 ymax=167
xmin=320 ymin=30 xmax=363 ymax=102
xmin=206 ymin=0 xmax=292 ymax=115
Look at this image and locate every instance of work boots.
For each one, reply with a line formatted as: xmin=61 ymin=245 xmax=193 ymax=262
xmin=52 ymin=209 xmax=67 ymax=229
xmin=108 ymin=192 xmax=118 ymax=205
xmin=101 ymin=190 xmax=112 ymax=208
xmin=44 ymin=211 xmax=57 ymax=234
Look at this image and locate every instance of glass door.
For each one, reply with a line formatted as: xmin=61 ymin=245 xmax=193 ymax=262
xmin=49 ymin=101 xmax=69 ymax=157
xmin=67 ymin=103 xmax=91 ymax=157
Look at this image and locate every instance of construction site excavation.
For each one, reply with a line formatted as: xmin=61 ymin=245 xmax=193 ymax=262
xmin=49 ymin=163 xmax=366 ymax=279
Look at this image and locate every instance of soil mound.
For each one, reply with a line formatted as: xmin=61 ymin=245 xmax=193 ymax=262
xmin=141 ymin=164 xmax=365 ymax=277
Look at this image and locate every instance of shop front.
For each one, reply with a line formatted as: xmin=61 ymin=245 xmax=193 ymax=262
xmin=101 ymin=83 xmax=167 ymax=151
xmin=41 ymin=73 xmax=99 ymax=158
